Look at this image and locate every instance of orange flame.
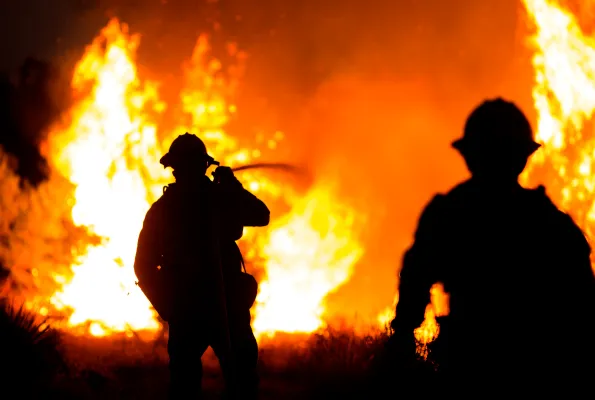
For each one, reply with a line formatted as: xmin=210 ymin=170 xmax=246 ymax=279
xmin=521 ymin=0 xmax=595 ymax=253
xmin=376 ymin=283 xmax=448 ymax=358
xmin=42 ymin=18 xmax=365 ymax=338
xmin=46 ymin=20 xmax=165 ymax=336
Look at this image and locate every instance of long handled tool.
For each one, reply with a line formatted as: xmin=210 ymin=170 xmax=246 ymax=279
xmin=209 ymin=201 xmax=238 ymax=398
xmin=231 ymin=162 xmax=306 ymax=174
xmin=207 ymin=158 xmax=308 ymax=176
xmin=208 ymin=160 xmax=305 ymax=398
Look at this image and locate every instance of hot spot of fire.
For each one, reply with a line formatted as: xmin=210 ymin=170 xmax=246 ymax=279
xmin=38 ymin=19 xmax=365 ymax=338
xmin=520 ymin=0 xmax=595 ymax=246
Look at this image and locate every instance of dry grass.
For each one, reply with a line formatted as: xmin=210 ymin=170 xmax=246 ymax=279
xmin=257 ymin=327 xmax=390 ymax=397
xmin=0 ymin=311 xmax=437 ymax=398
xmin=0 ymin=300 xmax=67 ymax=396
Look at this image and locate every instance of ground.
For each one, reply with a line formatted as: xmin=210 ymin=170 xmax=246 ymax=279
xmin=47 ymin=328 xmax=390 ymax=399
xmin=0 ymin=303 xmax=439 ymax=398
xmin=57 ymin=361 xmax=309 ymax=399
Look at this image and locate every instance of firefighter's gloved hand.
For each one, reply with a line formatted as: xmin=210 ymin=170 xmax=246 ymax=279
xmin=213 ymin=166 xmax=243 ymax=188
xmin=387 ymin=329 xmax=416 ymax=349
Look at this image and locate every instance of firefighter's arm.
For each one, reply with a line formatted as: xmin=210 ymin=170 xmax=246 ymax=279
xmin=133 ymin=206 xmax=162 ymax=283
xmin=237 ymin=189 xmax=270 ymax=227
xmin=214 ymin=166 xmax=270 ymax=227
xmin=391 ymin=195 xmax=445 ymax=338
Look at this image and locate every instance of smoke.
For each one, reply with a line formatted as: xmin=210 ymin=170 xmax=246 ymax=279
xmin=2 ymin=0 xmax=540 ymax=322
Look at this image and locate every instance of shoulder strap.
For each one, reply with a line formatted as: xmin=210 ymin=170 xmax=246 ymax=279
xmin=234 ymin=242 xmax=247 ymax=273
xmin=240 ymin=252 xmax=247 ymax=273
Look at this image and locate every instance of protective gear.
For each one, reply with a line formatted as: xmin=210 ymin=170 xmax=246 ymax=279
xmin=452 ymin=98 xmax=541 ymax=157
xmin=168 ymin=312 xmax=259 ymax=399
xmin=134 ymin=170 xmax=270 ymax=399
xmin=211 ymin=169 xmax=258 ymax=311
xmin=232 ymin=273 xmax=258 ymax=310
xmin=230 ymin=254 xmax=259 ymax=310
xmin=136 ymin=272 xmax=173 ymax=322
xmin=213 ymin=166 xmax=242 ymax=188
xmin=388 ymin=179 xmax=595 ymax=395
xmin=160 ymin=132 xmax=215 ymax=169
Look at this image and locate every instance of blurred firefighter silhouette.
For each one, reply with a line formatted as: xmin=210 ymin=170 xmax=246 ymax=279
xmin=134 ymin=133 xmax=269 ymax=399
xmin=384 ymin=98 xmax=595 ymax=395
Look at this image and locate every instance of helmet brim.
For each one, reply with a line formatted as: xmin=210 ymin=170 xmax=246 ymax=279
xmin=452 ymin=137 xmax=542 ymax=155
xmin=159 ymin=151 xmax=214 ymax=169
xmin=159 ymin=153 xmax=172 ymax=168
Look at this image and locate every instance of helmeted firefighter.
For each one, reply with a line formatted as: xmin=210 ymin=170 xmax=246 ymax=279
xmin=134 ymin=133 xmax=269 ymax=399
xmin=385 ymin=98 xmax=595 ymax=395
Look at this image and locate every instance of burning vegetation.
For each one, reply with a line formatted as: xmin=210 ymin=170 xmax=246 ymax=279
xmin=2 ymin=18 xmax=366 ymax=341
xmin=520 ymin=0 xmax=595 ymax=251
xmin=374 ymin=0 xmax=595 ymax=352
xmin=0 ymin=0 xmax=594 ymax=377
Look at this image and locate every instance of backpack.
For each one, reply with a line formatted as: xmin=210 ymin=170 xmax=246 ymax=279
xmin=232 ymin=251 xmax=258 ymax=310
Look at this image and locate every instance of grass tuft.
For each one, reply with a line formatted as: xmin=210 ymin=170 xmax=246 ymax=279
xmin=0 ymin=299 xmax=66 ymax=394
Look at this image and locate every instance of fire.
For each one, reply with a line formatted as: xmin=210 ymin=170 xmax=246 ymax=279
xmin=253 ymin=182 xmax=364 ymax=335
xmin=41 ymin=18 xmax=364 ymax=338
xmin=521 ymin=0 xmax=595 ymax=252
xmin=376 ymin=284 xmax=448 ymax=357
xmin=376 ymin=294 xmax=398 ymax=328
xmin=46 ymin=20 xmax=166 ymax=336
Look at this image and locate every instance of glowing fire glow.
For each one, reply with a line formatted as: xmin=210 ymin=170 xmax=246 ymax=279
xmin=43 ymin=18 xmax=364 ymax=338
xmin=521 ymin=0 xmax=595 ymax=253
xmin=47 ymin=20 xmax=166 ymax=336
xmin=253 ymin=183 xmax=364 ymax=334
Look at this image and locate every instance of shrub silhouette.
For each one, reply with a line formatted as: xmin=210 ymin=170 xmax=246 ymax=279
xmin=0 ymin=300 xmax=66 ymax=394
